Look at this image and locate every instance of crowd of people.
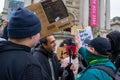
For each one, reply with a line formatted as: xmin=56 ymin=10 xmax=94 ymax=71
xmin=0 ymin=7 xmax=120 ymax=80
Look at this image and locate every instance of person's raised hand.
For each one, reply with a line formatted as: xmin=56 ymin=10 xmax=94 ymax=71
xmin=74 ymin=34 xmax=82 ymax=49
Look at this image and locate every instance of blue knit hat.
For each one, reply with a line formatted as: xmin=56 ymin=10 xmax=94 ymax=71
xmin=8 ymin=7 xmax=41 ymax=38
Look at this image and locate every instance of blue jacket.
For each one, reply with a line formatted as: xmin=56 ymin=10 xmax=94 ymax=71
xmin=76 ymin=47 xmax=116 ymax=80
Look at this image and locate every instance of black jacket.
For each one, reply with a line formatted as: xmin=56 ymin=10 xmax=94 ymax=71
xmin=0 ymin=41 xmax=44 ymax=80
xmin=107 ymin=31 xmax=120 ymax=69
xmin=33 ymin=46 xmax=63 ymax=80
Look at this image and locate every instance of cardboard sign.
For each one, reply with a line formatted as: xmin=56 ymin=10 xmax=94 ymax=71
xmin=26 ymin=0 xmax=72 ymax=38
xmin=56 ymin=47 xmax=67 ymax=60
xmin=78 ymin=26 xmax=93 ymax=47
xmin=71 ymin=26 xmax=85 ymax=35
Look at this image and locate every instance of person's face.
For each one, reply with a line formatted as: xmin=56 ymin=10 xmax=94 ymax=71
xmin=3 ymin=20 xmax=8 ymax=26
xmin=45 ymin=35 xmax=56 ymax=52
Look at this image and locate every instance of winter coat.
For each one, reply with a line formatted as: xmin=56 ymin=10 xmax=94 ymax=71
xmin=106 ymin=31 xmax=120 ymax=69
xmin=76 ymin=47 xmax=116 ymax=80
xmin=33 ymin=46 xmax=63 ymax=80
xmin=0 ymin=41 xmax=44 ymax=80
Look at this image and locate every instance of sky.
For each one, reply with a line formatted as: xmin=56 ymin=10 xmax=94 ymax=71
xmin=0 ymin=0 xmax=4 ymax=14
xmin=0 ymin=0 xmax=120 ymax=19
xmin=110 ymin=0 xmax=120 ymax=18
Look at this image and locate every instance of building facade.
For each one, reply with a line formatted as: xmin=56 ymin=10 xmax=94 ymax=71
xmin=1 ymin=0 xmax=112 ymax=47
xmin=1 ymin=0 xmax=111 ymax=34
xmin=110 ymin=17 xmax=120 ymax=31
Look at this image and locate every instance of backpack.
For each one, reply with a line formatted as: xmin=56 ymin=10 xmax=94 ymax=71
xmin=91 ymin=66 xmax=120 ymax=80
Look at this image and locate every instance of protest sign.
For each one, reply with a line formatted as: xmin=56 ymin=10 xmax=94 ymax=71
xmin=8 ymin=0 xmax=24 ymax=20
xmin=78 ymin=26 xmax=93 ymax=47
xmin=26 ymin=0 xmax=72 ymax=38
xmin=71 ymin=26 xmax=85 ymax=35
xmin=56 ymin=47 xmax=67 ymax=60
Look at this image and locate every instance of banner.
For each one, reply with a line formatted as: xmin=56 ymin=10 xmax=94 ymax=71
xmin=90 ymin=0 xmax=98 ymax=27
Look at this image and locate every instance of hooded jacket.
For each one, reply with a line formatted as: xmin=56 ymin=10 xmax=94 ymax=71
xmin=33 ymin=46 xmax=63 ymax=80
xmin=0 ymin=41 xmax=44 ymax=80
xmin=106 ymin=31 xmax=120 ymax=69
xmin=76 ymin=47 xmax=116 ymax=80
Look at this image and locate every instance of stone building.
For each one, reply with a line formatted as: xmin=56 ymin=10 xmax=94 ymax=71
xmin=110 ymin=17 xmax=120 ymax=31
xmin=1 ymin=0 xmax=112 ymax=47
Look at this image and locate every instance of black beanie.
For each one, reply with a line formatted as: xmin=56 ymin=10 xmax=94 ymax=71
xmin=8 ymin=7 xmax=41 ymax=39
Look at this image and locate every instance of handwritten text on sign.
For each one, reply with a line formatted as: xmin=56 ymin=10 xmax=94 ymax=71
xmin=78 ymin=27 xmax=93 ymax=47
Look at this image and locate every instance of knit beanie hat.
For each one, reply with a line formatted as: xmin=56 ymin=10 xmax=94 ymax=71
xmin=8 ymin=7 xmax=41 ymax=38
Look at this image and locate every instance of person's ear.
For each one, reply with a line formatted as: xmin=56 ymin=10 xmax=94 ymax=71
xmin=42 ymin=43 xmax=47 ymax=48
xmin=89 ymin=47 xmax=96 ymax=54
xmin=31 ymin=33 xmax=40 ymax=43
xmin=91 ymin=47 xmax=98 ymax=55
